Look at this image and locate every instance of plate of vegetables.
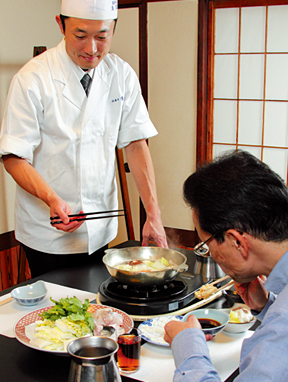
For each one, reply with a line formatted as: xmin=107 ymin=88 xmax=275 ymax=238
xmin=14 ymin=296 xmax=133 ymax=355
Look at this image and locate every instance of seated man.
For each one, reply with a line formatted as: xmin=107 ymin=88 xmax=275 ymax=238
xmin=164 ymin=150 xmax=288 ymax=381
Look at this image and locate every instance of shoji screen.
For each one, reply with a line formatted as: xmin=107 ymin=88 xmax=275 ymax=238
xmin=211 ymin=5 xmax=288 ymax=183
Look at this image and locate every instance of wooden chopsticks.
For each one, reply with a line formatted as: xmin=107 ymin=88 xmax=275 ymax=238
xmin=214 ymin=279 xmax=234 ymax=293
xmin=0 ymin=297 xmax=13 ymax=306
xmin=210 ymin=275 xmax=231 ymax=286
xmin=50 ymin=209 xmax=126 ymax=225
xmin=128 ymin=278 xmax=235 ymax=321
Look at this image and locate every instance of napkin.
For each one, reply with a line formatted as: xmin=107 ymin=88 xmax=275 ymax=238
xmin=0 ymin=281 xmax=96 ymax=338
xmin=123 ymin=330 xmax=253 ymax=382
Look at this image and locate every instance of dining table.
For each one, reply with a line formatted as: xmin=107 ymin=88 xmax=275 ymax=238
xmin=0 ymin=240 xmax=253 ymax=382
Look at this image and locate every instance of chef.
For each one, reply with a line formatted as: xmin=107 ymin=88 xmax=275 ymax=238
xmin=0 ymin=0 xmax=168 ymax=277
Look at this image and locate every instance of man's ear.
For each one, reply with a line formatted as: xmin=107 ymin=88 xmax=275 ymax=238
xmin=226 ymin=229 xmax=249 ymax=258
xmin=55 ymin=15 xmax=65 ymax=36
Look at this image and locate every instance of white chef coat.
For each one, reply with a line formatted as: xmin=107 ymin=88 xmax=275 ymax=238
xmin=0 ymin=39 xmax=157 ymax=254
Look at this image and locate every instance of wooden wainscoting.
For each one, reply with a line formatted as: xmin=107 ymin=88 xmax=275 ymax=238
xmin=148 ymin=227 xmax=199 ymax=249
xmin=165 ymin=227 xmax=199 ymax=249
xmin=0 ymin=231 xmax=31 ymax=291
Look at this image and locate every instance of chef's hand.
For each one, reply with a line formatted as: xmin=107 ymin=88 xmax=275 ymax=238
xmin=50 ymin=198 xmax=85 ymax=233
xmin=234 ymin=275 xmax=269 ymax=313
xmin=164 ymin=315 xmax=213 ymax=347
xmin=142 ymin=215 xmax=168 ymax=248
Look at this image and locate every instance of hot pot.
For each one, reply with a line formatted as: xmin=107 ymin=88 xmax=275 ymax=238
xmin=103 ymin=247 xmax=188 ymax=287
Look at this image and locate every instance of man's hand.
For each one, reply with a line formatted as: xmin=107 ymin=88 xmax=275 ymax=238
xmin=164 ymin=315 xmax=213 ymax=347
xmin=142 ymin=215 xmax=168 ymax=248
xmin=50 ymin=199 xmax=86 ymax=233
xmin=234 ymin=275 xmax=269 ymax=312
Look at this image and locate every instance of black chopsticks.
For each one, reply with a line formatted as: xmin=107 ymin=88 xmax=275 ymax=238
xmin=50 ymin=209 xmax=126 ymax=225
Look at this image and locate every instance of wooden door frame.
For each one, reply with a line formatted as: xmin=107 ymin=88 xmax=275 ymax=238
xmin=197 ymin=0 xmax=210 ymax=165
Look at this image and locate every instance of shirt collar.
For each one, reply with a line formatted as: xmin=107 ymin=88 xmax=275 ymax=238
xmin=265 ymin=250 xmax=288 ymax=294
xmin=73 ymin=64 xmax=95 ymax=82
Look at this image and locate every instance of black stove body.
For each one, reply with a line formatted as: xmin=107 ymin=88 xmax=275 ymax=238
xmin=98 ymin=273 xmax=207 ymax=316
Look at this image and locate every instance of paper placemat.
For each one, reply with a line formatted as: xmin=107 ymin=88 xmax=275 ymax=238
xmin=122 ymin=330 xmax=253 ymax=382
xmin=0 ymin=281 xmax=96 ymax=338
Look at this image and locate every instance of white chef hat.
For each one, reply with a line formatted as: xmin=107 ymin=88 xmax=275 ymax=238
xmin=61 ymin=0 xmax=118 ymax=20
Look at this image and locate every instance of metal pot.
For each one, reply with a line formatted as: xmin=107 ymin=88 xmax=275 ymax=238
xmin=67 ymin=336 xmax=121 ymax=382
xmin=103 ymin=247 xmax=188 ymax=287
xmin=193 ymin=244 xmax=225 ymax=281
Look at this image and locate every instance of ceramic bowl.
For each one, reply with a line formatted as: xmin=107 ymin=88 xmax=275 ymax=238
xmin=183 ymin=309 xmax=229 ymax=337
xmin=11 ymin=281 xmax=47 ymax=306
xmin=224 ymin=318 xmax=256 ymax=333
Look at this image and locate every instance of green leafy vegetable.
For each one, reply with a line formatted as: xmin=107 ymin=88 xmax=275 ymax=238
xmin=39 ymin=296 xmax=95 ymax=331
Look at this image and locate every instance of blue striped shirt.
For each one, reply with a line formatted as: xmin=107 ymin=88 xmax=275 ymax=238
xmin=171 ymin=251 xmax=288 ymax=382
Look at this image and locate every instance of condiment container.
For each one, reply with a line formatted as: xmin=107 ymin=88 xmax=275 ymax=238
xmin=193 ymin=244 xmax=225 ymax=281
xmin=67 ymin=336 xmax=121 ymax=382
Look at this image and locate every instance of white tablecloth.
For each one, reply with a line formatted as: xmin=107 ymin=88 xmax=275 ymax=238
xmin=122 ymin=330 xmax=253 ymax=382
xmin=0 ymin=282 xmax=253 ymax=382
xmin=0 ymin=281 xmax=96 ymax=338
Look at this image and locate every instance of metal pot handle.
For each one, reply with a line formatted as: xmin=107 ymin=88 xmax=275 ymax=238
xmin=104 ymin=248 xmax=116 ymax=255
xmin=173 ymin=263 xmax=188 ymax=273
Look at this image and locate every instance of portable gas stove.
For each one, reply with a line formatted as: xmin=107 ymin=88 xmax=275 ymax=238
xmin=97 ymin=273 xmax=207 ymax=317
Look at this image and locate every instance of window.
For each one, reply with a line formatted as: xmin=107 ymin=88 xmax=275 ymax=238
xmin=198 ymin=0 xmax=288 ymax=183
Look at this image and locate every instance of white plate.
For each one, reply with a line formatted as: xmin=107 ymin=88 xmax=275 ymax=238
xmin=139 ymin=315 xmax=183 ymax=346
xmin=14 ymin=304 xmax=134 ymax=356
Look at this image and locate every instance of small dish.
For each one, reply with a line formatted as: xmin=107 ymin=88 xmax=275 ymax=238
xmin=183 ymin=309 xmax=229 ymax=337
xmin=224 ymin=318 xmax=256 ymax=333
xmin=139 ymin=315 xmax=183 ymax=346
xmin=224 ymin=305 xmax=256 ymax=333
xmin=11 ymin=281 xmax=47 ymax=306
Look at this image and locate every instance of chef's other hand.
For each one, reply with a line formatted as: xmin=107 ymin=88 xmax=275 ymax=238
xmin=234 ymin=275 xmax=269 ymax=313
xmin=164 ymin=315 xmax=213 ymax=347
xmin=50 ymin=198 xmax=85 ymax=233
xmin=142 ymin=215 xmax=168 ymax=248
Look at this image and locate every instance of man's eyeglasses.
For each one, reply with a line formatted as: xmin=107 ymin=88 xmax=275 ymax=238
xmin=193 ymin=235 xmax=214 ymax=257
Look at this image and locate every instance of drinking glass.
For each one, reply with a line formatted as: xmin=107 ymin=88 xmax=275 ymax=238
xmin=117 ymin=328 xmax=141 ymax=373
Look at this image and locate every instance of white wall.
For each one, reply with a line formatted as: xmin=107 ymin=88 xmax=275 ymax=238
xmin=0 ymin=0 xmax=62 ymax=234
xmin=148 ymin=0 xmax=198 ymax=238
